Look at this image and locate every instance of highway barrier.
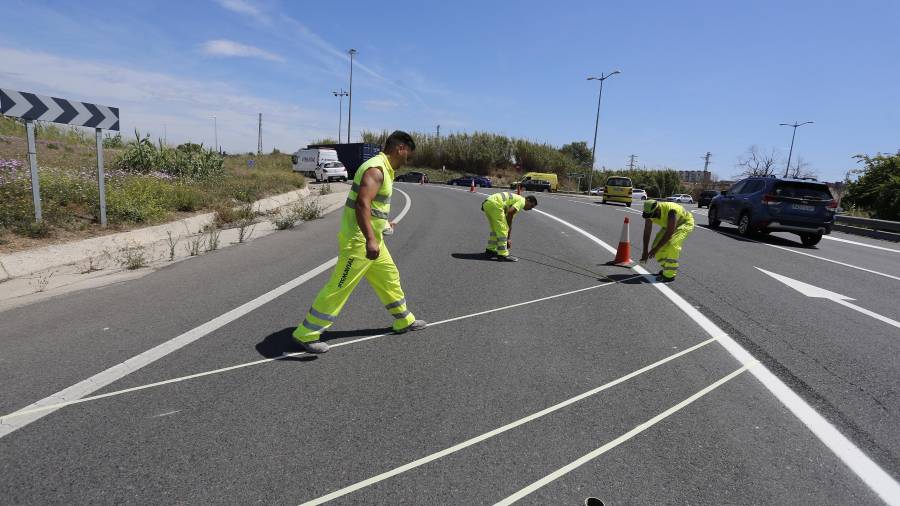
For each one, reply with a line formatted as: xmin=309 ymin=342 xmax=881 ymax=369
xmin=834 ymin=215 xmax=900 ymax=242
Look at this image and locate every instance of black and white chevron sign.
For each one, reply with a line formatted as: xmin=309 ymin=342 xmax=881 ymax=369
xmin=0 ymin=88 xmax=119 ymax=131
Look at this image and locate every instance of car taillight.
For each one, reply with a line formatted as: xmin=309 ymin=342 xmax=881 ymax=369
xmin=826 ymin=200 xmax=838 ymax=209
xmin=762 ymin=194 xmax=778 ymax=204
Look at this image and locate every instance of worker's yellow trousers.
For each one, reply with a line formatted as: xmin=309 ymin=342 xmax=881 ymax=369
xmin=653 ymin=224 xmax=694 ymax=280
xmin=483 ymin=202 xmax=510 ymax=257
xmin=293 ymin=241 xmax=416 ymax=343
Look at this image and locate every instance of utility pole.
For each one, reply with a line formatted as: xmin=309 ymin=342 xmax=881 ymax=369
xmin=257 ymin=113 xmax=263 ymax=155
xmin=347 ymin=49 xmax=357 ymax=143
xmin=627 ymin=154 xmax=638 ymax=171
xmin=436 ymin=124 xmax=441 ymax=167
xmin=213 ymin=115 xmax=218 ymax=153
xmin=702 ymin=151 xmax=711 ymax=188
xmin=332 ymin=90 xmax=348 ymax=143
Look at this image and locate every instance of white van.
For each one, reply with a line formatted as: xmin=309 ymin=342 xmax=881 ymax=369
xmin=291 ymin=148 xmax=348 ymax=182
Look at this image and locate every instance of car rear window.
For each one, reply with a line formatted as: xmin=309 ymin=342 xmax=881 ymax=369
xmin=701 ymin=191 xmax=718 ymax=197
xmin=607 ymin=177 xmax=631 ymax=187
xmin=773 ymin=182 xmax=832 ymax=200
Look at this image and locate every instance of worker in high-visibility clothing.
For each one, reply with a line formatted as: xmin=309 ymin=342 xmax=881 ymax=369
xmin=639 ymin=199 xmax=695 ymax=282
xmin=482 ymin=192 xmax=537 ymax=262
xmin=292 ymin=131 xmax=426 ymax=353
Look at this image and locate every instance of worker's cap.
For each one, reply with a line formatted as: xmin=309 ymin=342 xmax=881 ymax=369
xmin=642 ymin=200 xmax=659 ymax=218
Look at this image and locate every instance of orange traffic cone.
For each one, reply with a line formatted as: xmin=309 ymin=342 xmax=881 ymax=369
xmin=611 ymin=217 xmax=636 ymax=267
xmin=469 ymin=179 xmax=476 ymax=192
xmin=516 ymin=183 xmax=522 ymax=195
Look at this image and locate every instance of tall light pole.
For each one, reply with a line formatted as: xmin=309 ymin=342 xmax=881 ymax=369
xmin=333 ymin=89 xmax=348 ymax=143
xmin=212 ymin=115 xmax=218 ymax=153
xmin=779 ymin=121 xmax=813 ymax=177
xmin=587 ymin=70 xmax=621 ymax=192
xmin=347 ymin=48 xmax=357 ymax=143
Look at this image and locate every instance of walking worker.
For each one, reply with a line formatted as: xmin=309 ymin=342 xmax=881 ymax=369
xmin=292 ymin=131 xmax=427 ymax=353
xmin=639 ymin=199 xmax=695 ymax=282
xmin=482 ymin=191 xmax=537 ymax=262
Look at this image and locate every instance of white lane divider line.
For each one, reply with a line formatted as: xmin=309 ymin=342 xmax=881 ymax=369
xmin=0 ymin=275 xmax=645 ymax=426
xmin=493 ymin=363 xmax=756 ymax=505
xmin=530 ymin=207 xmax=900 ymax=505
xmin=823 ymin=235 xmax=900 ymax=253
xmin=297 ymin=337 xmax=720 ymax=506
xmin=694 ymin=227 xmax=900 ymax=282
xmin=0 ymin=190 xmax=416 ymax=439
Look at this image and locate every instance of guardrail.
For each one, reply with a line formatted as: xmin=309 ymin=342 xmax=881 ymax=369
xmin=834 ymin=215 xmax=900 ymax=242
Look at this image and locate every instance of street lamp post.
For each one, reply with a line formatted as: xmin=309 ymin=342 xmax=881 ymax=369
xmin=212 ymin=115 xmax=218 ymax=153
xmin=333 ymin=90 xmax=348 ymax=143
xmin=587 ymin=70 xmax=621 ymax=193
xmin=779 ymin=121 xmax=813 ymax=177
xmin=347 ymin=48 xmax=357 ymax=143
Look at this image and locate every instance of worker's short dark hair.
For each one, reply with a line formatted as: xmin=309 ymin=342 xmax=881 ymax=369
xmin=525 ymin=195 xmax=538 ymax=206
xmin=384 ymin=130 xmax=415 ymax=153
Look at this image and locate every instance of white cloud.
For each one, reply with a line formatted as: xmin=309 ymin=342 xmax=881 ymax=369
xmin=200 ymin=39 xmax=283 ymax=62
xmin=215 ymin=0 xmax=267 ymax=22
xmin=0 ymin=46 xmax=330 ymax=153
xmin=364 ymin=99 xmax=401 ymax=112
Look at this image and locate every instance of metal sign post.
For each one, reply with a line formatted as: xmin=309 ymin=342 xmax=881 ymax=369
xmin=25 ymin=120 xmax=42 ymax=222
xmin=0 ymin=89 xmax=119 ymax=226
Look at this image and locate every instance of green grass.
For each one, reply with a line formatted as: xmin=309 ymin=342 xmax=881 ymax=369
xmin=0 ymin=134 xmax=305 ymax=250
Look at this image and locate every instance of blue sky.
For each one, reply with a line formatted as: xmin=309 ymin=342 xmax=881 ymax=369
xmin=1 ymin=0 xmax=898 ymax=181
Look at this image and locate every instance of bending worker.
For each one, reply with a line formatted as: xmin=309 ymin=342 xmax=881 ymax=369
xmin=482 ymin=192 xmax=537 ymax=262
xmin=292 ymin=131 xmax=427 ymax=353
xmin=639 ymin=199 xmax=694 ymax=282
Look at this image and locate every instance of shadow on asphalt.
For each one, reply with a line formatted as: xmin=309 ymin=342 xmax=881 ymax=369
xmin=700 ymin=224 xmax=817 ymax=249
xmin=516 ymin=255 xmax=607 ymax=281
xmin=606 ymin=273 xmax=651 ymax=285
xmin=451 ymin=252 xmax=497 ymax=262
xmin=256 ymin=326 xmax=391 ymax=360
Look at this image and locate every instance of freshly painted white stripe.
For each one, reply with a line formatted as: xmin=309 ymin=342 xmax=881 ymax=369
xmin=834 ymin=299 xmax=900 ymax=330
xmin=696 ymin=227 xmax=900 ymax=282
xmin=493 ymin=364 xmax=755 ymax=505
xmin=0 ymin=274 xmax=644 ymax=424
xmin=824 ymin=235 xmax=900 ymax=253
xmin=0 ymin=189 xmax=415 ymax=438
xmin=298 ymin=337 xmax=719 ymax=506
xmin=617 ymin=207 xmax=643 ymax=215
xmin=528 ymin=207 xmax=900 ymax=505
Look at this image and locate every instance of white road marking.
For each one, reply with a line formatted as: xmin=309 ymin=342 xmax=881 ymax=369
xmin=823 ymin=235 xmax=900 ymax=253
xmin=152 ymin=410 xmax=181 ymax=418
xmin=0 ymin=190 xmax=416 ymax=439
xmin=695 ymin=227 xmax=900 ymax=282
xmin=0 ymin=275 xmax=645 ymax=424
xmin=493 ymin=363 xmax=755 ymax=505
xmin=530 ymin=207 xmax=900 ymax=505
xmin=297 ymin=337 xmax=719 ymax=506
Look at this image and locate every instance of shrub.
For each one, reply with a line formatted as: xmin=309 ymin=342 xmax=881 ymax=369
xmin=15 ymin=221 xmax=51 ymax=238
xmin=105 ymin=176 xmax=171 ymax=223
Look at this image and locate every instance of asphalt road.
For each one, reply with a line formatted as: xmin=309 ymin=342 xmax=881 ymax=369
xmin=1 ymin=183 xmax=898 ymax=505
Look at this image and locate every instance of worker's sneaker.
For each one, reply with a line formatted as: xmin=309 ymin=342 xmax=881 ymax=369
xmin=298 ymin=339 xmax=329 ymax=353
xmin=484 ymin=249 xmax=498 ymax=258
xmin=495 ymin=255 xmax=519 ymax=262
xmin=395 ymin=319 xmax=428 ymax=334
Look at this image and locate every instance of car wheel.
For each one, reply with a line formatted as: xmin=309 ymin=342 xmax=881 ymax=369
xmin=737 ymin=212 xmax=753 ymax=236
xmin=800 ymin=232 xmax=822 ymax=247
xmin=708 ymin=206 xmax=721 ymax=228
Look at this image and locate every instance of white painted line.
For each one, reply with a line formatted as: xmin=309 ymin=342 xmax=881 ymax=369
xmin=823 ymin=235 xmax=900 ymax=253
xmin=0 ymin=189 xmax=415 ymax=439
xmin=696 ymin=227 xmax=900 ymax=282
xmin=834 ymin=299 xmax=900 ymax=330
xmin=493 ymin=363 xmax=756 ymax=505
xmin=0 ymin=275 xmax=645 ymax=425
xmin=298 ymin=337 xmax=720 ymax=506
xmin=529 ymin=208 xmax=900 ymax=505
xmin=617 ymin=207 xmax=643 ymax=215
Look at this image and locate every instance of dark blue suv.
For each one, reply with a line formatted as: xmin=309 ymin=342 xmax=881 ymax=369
xmin=707 ymin=176 xmax=836 ymax=247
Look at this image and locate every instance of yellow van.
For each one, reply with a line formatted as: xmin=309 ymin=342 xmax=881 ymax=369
xmin=603 ymin=176 xmax=633 ymax=206
xmin=511 ymin=172 xmax=559 ymax=192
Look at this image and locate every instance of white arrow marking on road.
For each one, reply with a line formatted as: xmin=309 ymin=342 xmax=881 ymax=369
xmin=756 ymin=267 xmax=900 ymax=329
